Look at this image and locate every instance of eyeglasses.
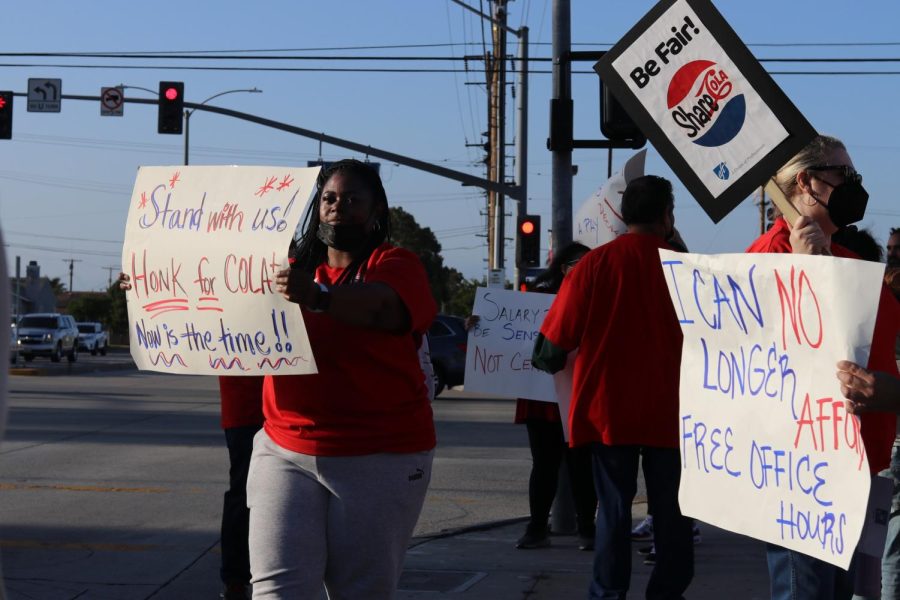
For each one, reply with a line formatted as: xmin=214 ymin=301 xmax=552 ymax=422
xmin=806 ymin=165 xmax=862 ymax=185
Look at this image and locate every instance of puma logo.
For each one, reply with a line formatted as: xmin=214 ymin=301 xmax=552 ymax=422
xmin=408 ymin=468 xmax=424 ymax=482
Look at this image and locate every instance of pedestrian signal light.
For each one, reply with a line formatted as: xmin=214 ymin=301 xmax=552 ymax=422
xmin=0 ymin=92 xmax=13 ymax=140
xmin=516 ymin=215 xmax=541 ymax=268
xmin=157 ymin=81 xmax=184 ymax=134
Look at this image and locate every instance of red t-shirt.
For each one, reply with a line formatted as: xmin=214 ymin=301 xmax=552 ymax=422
xmin=263 ymin=243 xmax=437 ymax=456
xmin=747 ymin=218 xmax=900 ymax=473
xmin=218 ymin=375 xmax=265 ymax=429
xmin=540 ymin=233 xmax=683 ymax=448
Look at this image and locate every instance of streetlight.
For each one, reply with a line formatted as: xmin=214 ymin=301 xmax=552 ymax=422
xmin=184 ymin=88 xmax=262 ymax=165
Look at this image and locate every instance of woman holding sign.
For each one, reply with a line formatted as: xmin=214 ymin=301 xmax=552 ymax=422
xmin=250 ymin=160 xmax=437 ymax=599
xmin=747 ymin=134 xmax=900 ymax=599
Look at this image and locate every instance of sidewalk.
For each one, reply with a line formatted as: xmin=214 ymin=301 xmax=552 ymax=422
xmin=397 ymin=517 xmax=770 ymax=599
xmin=149 ymin=511 xmax=770 ymax=600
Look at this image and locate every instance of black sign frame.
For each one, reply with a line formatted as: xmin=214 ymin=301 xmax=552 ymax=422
xmin=594 ymin=0 xmax=817 ymax=223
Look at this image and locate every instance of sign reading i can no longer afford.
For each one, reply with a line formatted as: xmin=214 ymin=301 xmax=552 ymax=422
xmin=594 ymin=0 xmax=817 ymax=223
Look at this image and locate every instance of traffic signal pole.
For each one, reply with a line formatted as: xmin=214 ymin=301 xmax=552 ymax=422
xmin=551 ymin=0 xmax=574 ymax=255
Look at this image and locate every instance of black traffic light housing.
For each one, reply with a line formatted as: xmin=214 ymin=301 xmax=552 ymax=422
xmin=600 ymin=79 xmax=644 ymax=144
xmin=158 ymin=81 xmax=184 ymax=134
xmin=0 ymin=91 xmax=13 ymax=140
xmin=516 ymin=215 xmax=541 ymax=268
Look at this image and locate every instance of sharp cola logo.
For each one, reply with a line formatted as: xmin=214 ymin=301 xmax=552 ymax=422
xmin=667 ymin=60 xmax=746 ymax=147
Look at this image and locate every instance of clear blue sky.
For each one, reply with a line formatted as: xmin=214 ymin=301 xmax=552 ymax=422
xmin=2 ymin=1 xmax=899 ymax=292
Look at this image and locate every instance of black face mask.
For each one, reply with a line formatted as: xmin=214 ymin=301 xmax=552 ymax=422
xmin=317 ymin=222 xmax=369 ymax=252
xmin=822 ymin=181 xmax=869 ymax=228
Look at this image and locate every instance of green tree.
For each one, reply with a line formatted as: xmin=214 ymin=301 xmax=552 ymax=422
xmin=48 ymin=277 xmax=66 ymax=296
xmin=67 ymin=294 xmax=112 ymax=324
xmin=106 ymin=282 xmax=129 ymax=341
xmin=388 ymin=206 xmax=480 ymax=315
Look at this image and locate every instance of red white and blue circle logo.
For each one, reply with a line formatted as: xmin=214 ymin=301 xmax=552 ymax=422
xmin=667 ymin=60 xmax=745 ymax=148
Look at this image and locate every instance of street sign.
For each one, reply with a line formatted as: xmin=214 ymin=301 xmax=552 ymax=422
xmin=27 ymin=78 xmax=62 ymax=112
xmin=100 ymin=86 xmax=124 ymax=116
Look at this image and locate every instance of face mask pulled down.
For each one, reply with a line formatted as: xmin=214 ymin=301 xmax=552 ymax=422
xmin=317 ymin=221 xmax=370 ymax=252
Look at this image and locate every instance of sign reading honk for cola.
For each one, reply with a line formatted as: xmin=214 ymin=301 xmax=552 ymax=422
xmin=595 ymin=0 xmax=816 ymax=223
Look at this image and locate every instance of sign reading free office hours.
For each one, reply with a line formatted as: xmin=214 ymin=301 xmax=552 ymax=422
xmin=594 ymin=0 xmax=817 ymax=223
xmin=660 ymin=249 xmax=885 ymax=568
xmin=121 ymin=165 xmax=320 ymax=376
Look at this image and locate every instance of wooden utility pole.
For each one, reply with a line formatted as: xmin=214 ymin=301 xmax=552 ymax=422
xmin=487 ymin=0 xmax=508 ymax=272
xmin=62 ymin=258 xmax=83 ymax=292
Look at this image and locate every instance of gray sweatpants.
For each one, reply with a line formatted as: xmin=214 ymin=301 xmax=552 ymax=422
xmin=247 ymin=429 xmax=434 ymax=600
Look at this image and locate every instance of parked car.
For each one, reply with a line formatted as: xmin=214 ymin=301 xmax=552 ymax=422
xmin=427 ymin=314 xmax=468 ymax=397
xmin=76 ymin=322 xmax=109 ymax=356
xmin=9 ymin=323 xmax=17 ymax=365
xmin=16 ymin=313 xmax=79 ymax=363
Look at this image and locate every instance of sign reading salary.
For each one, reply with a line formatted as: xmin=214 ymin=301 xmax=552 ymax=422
xmin=464 ymin=287 xmax=557 ymax=402
xmin=660 ymin=249 xmax=884 ymax=568
xmin=121 ymin=166 xmax=320 ymax=376
xmin=594 ymin=0 xmax=817 ymax=223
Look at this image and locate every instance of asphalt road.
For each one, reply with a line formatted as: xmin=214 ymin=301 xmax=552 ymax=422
xmin=0 ymin=369 xmax=548 ymax=597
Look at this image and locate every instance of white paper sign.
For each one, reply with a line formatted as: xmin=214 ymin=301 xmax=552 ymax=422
xmin=122 ymin=165 xmax=320 ymax=376
xmin=660 ymin=249 xmax=884 ymax=568
xmin=574 ymin=150 xmax=646 ymax=249
xmin=611 ymin=0 xmax=788 ymax=196
xmin=465 ymin=288 xmax=556 ymax=402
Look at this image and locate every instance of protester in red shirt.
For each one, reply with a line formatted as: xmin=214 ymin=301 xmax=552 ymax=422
xmin=248 ymin=159 xmax=437 ymax=599
xmin=746 ymin=134 xmax=900 ymax=600
xmin=533 ymin=175 xmax=694 ymax=600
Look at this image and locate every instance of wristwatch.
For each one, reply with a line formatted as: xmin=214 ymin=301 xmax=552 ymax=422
xmin=309 ymin=281 xmax=332 ymax=313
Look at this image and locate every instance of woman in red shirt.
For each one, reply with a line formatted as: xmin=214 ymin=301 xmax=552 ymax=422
xmin=746 ymin=135 xmax=899 ymax=600
xmin=248 ymin=160 xmax=437 ymax=599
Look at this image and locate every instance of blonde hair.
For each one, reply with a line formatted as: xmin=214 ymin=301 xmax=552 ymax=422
xmin=773 ymin=135 xmax=846 ymax=199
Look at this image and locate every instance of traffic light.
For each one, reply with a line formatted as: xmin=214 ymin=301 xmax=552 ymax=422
xmin=516 ymin=215 xmax=541 ymax=268
xmin=600 ymin=80 xmax=645 ymax=145
xmin=0 ymin=91 xmax=13 ymax=140
xmin=157 ymin=81 xmax=184 ymax=134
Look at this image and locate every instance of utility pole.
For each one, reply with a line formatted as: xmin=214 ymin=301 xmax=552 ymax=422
xmin=514 ymin=26 xmax=529 ymax=287
xmin=488 ymin=0 xmax=509 ymax=274
xmin=62 ymin=258 xmax=83 ymax=292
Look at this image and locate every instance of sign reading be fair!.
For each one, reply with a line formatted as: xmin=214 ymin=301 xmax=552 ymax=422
xmin=660 ymin=250 xmax=884 ymax=568
xmin=594 ymin=0 xmax=816 ymax=223
xmin=121 ymin=166 xmax=320 ymax=376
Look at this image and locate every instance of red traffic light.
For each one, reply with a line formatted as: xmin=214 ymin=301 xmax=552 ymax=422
xmin=164 ymin=87 xmax=179 ymax=101
xmin=520 ymin=220 xmax=536 ymax=235
xmin=0 ymin=96 xmax=6 ymax=110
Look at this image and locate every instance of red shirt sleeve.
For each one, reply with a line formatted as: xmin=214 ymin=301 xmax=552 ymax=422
xmin=365 ymin=245 xmax=437 ymax=335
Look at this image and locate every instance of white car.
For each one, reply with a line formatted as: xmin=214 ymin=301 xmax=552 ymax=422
xmin=76 ymin=322 xmax=109 ymax=356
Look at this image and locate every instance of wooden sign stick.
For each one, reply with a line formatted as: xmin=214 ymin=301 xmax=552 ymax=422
xmin=764 ymin=179 xmax=800 ymax=227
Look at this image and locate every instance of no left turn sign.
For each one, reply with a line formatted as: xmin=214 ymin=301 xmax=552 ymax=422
xmin=101 ymin=87 xmax=124 ymax=116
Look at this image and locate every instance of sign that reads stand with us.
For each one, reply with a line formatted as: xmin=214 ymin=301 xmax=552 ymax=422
xmin=659 ymin=249 xmax=885 ymax=568
xmin=121 ymin=166 xmax=320 ymax=376
xmin=594 ymin=0 xmax=816 ymax=223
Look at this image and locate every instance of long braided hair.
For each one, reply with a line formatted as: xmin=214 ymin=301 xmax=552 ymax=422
xmin=291 ymin=159 xmax=392 ymax=285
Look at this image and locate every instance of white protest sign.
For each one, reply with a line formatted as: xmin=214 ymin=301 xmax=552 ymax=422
xmin=594 ymin=0 xmax=816 ymax=223
xmin=122 ymin=166 xmax=320 ymax=375
xmin=465 ymin=287 xmax=556 ymax=402
xmin=660 ymin=249 xmax=884 ymax=568
xmin=574 ymin=150 xmax=646 ymax=249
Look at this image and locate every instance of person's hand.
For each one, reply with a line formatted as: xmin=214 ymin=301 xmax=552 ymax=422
xmin=836 ymin=360 xmax=900 ymax=414
xmin=788 ymin=216 xmax=831 ymax=256
xmin=118 ymin=272 xmax=132 ymax=291
xmin=274 ymin=268 xmax=318 ymax=307
xmin=464 ymin=315 xmax=480 ymax=331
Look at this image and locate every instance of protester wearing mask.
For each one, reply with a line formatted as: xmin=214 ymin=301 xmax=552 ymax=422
xmin=248 ymin=159 xmax=437 ymax=599
xmin=746 ymin=135 xmax=900 ymax=600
